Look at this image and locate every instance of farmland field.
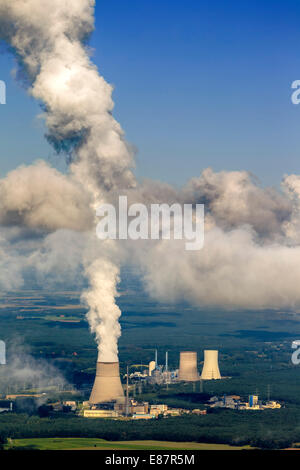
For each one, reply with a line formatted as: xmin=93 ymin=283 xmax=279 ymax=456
xmin=4 ymin=438 xmax=251 ymax=451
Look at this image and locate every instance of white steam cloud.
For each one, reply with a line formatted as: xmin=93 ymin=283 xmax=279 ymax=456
xmin=1 ymin=0 xmax=300 ymax=369
xmin=0 ymin=0 xmax=135 ymax=362
xmin=0 ymin=161 xmax=93 ymax=232
xmin=82 ymin=255 xmax=122 ymax=362
xmin=0 ymin=342 xmax=69 ymax=394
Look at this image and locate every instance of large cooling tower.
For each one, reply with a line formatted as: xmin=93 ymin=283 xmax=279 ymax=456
xmin=89 ymin=362 xmax=125 ymax=404
xmin=201 ymin=350 xmax=221 ymax=380
xmin=178 ymin=351 xmax=199 ymax=381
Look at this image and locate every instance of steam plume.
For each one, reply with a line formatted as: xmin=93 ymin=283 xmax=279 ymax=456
xmin=1 ymin=0 xmax=300 ymax=363
xmin=0 ymin=342 xmax=69 ymax=394
xmin=0 ymin=161 xmax=93 ymax=232
xmin=0 ymin=0 xmax=135 ymax=362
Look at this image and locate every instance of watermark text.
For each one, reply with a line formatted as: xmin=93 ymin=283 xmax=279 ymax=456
xmin=96 ymin=196 xmax=204 ymax=251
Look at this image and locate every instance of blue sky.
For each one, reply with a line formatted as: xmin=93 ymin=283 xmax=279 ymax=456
xmin=1 ymin=0 xmax=300 ymax=187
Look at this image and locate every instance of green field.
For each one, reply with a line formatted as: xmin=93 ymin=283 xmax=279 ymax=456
xmin=5 ymin=438 xmax=251 ymax=451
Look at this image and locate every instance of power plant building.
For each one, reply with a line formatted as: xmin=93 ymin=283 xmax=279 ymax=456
xmin=201 ymin=350 xmax=221 ymax=380
xmin=148 ymin=361 xmax=156 ymax=377
xmin=84 ymin=409 xmax=119 ymax=418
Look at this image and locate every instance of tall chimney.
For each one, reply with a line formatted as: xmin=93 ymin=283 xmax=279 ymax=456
xmin=178 ymin=351 xmax=199 ymax=381
xmin=89 ymin=361 xmax=125 ymax=404
xmin=201 ymin=350 xmax=221 ymax=380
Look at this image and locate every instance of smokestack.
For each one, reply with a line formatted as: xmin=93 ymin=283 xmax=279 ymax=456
xmin=89 ymin=361 xmax=124 ymax=404
xmin=165 ymin=351 xmax=168 ymax=372
xmin=178 ymin=351 xmax=199 ymax=382
xmin=201 ymin=350 xmax=221 ymax=380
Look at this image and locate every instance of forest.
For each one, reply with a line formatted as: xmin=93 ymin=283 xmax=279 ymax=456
xmin=0 ymin=406 xmax=299 ymax=450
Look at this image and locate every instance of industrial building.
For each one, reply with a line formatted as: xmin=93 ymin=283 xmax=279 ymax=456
xmin=87 ymin=347 xmax=223 ymax=406
xmin=146 ymin=351 xmax=178 ymax=385
xmin=83 ymin=409 xmax=119 ymax=418
xmin=208 ymin=394 xmax=281 ymax=410
xmin=148 ymin=361 xmax=156 ymax=377
xmin=132 ymin=413 xmax=155 ymax=420
xmin=88 ymin=348 xmax=223 ymax=404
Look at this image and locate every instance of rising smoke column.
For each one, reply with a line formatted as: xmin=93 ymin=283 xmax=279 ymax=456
xmin=3 ymin=0 xmax=300 ymax=333
xmin=83 ymin=257 xmax=122 ymax=361
xmin=0 ymin=0 xmax=135 ymax=361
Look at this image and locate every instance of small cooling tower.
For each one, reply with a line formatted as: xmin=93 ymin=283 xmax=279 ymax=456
xmin=178 ymin=351 xmax=199 ymax=381
xmin=89 ymin=362 xmax=124 ymax=404
xmin=201 ymin=350 xmax=221 ymax=380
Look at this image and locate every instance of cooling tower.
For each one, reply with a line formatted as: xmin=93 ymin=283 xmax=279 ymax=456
xmin=89 ymin=362 xmax=125 ymax=404
xmin=201 ymin=350 xmax=221 ymax=380
xmin=178 ymin=351 xmax=199 ymax=381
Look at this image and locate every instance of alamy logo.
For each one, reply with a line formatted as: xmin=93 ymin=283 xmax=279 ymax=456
xmin=0 ymin=80 xmax=6 ymax=104
xmin=0 ymin=340 xmax=6 ymax=365
xmin=96 ymin=196 xmax=205 ymax=251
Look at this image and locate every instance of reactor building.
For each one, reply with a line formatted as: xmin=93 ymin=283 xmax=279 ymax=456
xmin=148 ymin=361 xmax=156 ymax=377
xmin=200 ymin=350 xmax=221 ymax=380
xmin=178 ymin=351 xmax=199 ymax=381
xmin=89 ymin=361 xmax=125 ymax=404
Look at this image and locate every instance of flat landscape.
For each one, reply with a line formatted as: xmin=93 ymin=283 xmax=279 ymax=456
xmin=1 ymin=287 xmax=300 ymax=449
xmin=4 ymin=438 xmax=251 ymax=451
